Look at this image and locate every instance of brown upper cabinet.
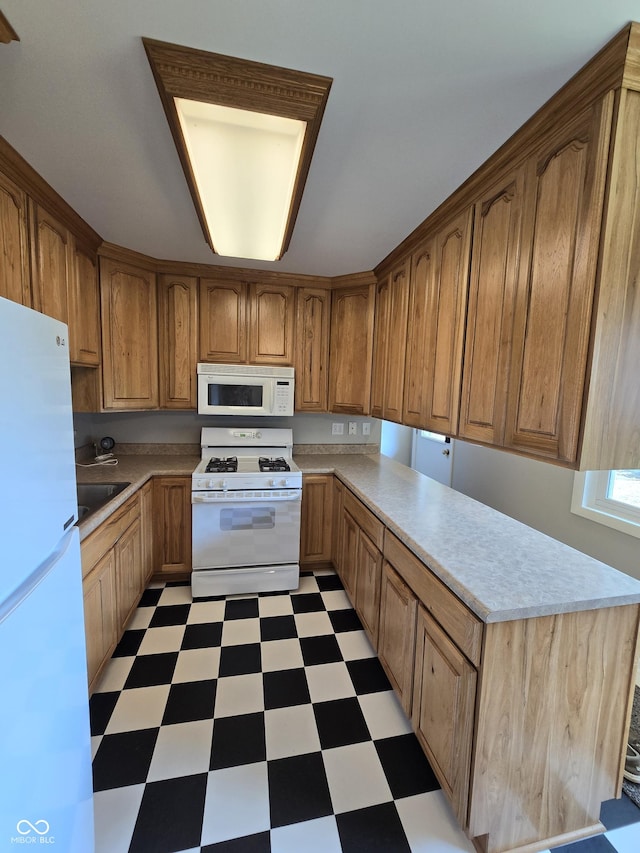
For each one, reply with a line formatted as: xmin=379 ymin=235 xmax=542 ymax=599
xmin=159 ymin=274 xmax=198 ymax=409
xmin=30 ymin=202 xmax=72 ymax=325
xmin=0 ymin=169 xmax=31 ymax=307
xmin=371 ymin=260 xmax=410 ymax=423
xmin=69 ymin=240 xmax=101 ymax=367
xmin=295 ymin=286 xmax=331 ymax=412
xmin=100 ymin=257 xmax=159 ymax=409
xmin=249 ymin=282 xmax=295 ymax=365
xmin=328 ymin=282 xmax=375 ymax=415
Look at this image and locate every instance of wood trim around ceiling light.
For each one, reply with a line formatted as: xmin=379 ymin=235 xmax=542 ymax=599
xmin=142 ymin=38 xmax=332 ymax=260
xmin=0 ymin=10 xmax=19 ymax=43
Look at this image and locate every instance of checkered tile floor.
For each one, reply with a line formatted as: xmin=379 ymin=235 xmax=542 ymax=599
xmin=90 ymin=569 xmax=640 ymax=853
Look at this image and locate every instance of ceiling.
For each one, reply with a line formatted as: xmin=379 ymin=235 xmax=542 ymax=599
xmin=1 ymin=1 xmax=638 ymax=278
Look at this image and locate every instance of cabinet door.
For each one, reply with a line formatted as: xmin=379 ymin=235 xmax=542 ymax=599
xmin=159 ymin=274 xmax=198 ymax=408
xmin=199 ymin=279 xmax=248 ymax=363
xmin=459 ymin=168 xmax=527 ymax=445
xmin=378 ymin=560 xmax=418 ymax=714
xmin=300 ymin=474 xmax=333 ymax=565
xmin=154 ymin=477 xmax=192 ymax=574
xmin=403 ymin=237 xmax=435 ymax=427
xmin=341 ymin=508 xmax=359 ymax=600
xmin=370 ymin=274 xmax=390 ymax=419
xmin=140 ymin=480 xmax=154 ymax=584
xmin=505 ymin=97 xmax=613 ymax=463
xmin=115 ymin=516 xmax=143 ymax=631
xmin=354 ymin=528 xmax=383 ymax=646
xmin=249 ymin=282 xmax=295 ymax=364
xmin=331 ymin=476 xmax=344 ymax=574
xmin=100 ymin=257 xmax=159 ymax=409
xmin=383 ymin=261 xmax=410 ymax=423
xmin=82 ymin=548 xmax=117 ymax=693
xmin=329 ymin=284 xmax=375 ymax=415
xmin=31 ymin=202 xmax=71 ymax=323
xmin=295 ymin=287 xmax=330 ymax=412
xmin=0 ymin=170 xmax=31 ymax=306
xmin=413 ymin=606 xmax=477 ymax=824
xmin=69 ymin=240 xmax=101 ymax=366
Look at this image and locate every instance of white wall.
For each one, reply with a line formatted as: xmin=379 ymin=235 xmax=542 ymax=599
xmin=451 ymin=440 xmax=640 ymax=581
xmin=380 ymin=420 xmax=413 ymax=466
xmin=73 ymin=411 xmax=381 ymax=449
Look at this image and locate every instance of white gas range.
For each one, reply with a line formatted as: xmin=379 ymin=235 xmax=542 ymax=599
xmin=191 ymin=427 xmax=302 ymax=598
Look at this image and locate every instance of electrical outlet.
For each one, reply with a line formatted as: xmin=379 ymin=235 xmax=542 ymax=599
xmin=348 ymin=422 xmax=357 ymax=435
xmin=332 ymin=422 xmax=344 ymax=435
xmin=362 ymin=422 xmax=371 ymax=436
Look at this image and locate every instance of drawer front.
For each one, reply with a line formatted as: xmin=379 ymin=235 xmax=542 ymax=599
xmin=384 ymin=530 xmax=483 ymax=666
xmin=344 ymin=488 xmax=384 ymax=550
xmin=81 ymin=493 xmax=140 ymax=577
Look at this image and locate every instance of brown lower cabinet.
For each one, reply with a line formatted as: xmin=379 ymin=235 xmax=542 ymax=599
xmin=299 ymin=474 xmax=333 ymax=567
xmin=153 ymin=476 xmax=192 ymax=575
xmin=377 ymin=560 xmax=417 ymax=715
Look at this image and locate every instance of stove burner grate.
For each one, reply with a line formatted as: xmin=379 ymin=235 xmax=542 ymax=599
xmin=205 ymin=456 xmax=238 ymax=473
xmin=259 ymin=456 xmax=290 ymax=473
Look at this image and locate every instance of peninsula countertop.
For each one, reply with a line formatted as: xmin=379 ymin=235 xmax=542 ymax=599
xmin=76 ymin=448 xmax=640 ymax=624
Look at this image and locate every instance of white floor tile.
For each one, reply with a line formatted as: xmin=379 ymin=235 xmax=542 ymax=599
xmin=201 ymin=763 xmax=270 ymax=845
xmin=221 ymin=617 xmax=261 ymax=646
xmin=91 ymin=734 xmax=102 ymax=761
xmin=187 ymin=599 xmax=226 ymax=624
xmin=157 ymin=585 xmax=192 ymax=606
xmin=93 ymin=656 xmax=134 ymax=693
xmin=606 ymin=822 xmax=640 ymax=853
xmin=172 ymin=647 xmax=220 ymax=683
xmin=323 ymin=741 xmax=392 ymax=814
xmin=105 ymin=685 xmax=171 ymax=734
xmin=294 ymin=611 xmax=334 ymax=638
xmin=126 ymin=606 xmax=154 ymax=630
xmin=306 ymin=662 xmax=356 ymax=703
xmin=261 ymin=638 xmax=305 ymax=672
xmin=214 ymin=673 xmax=265 ymax=717
xmin=336 ymin=629 xmax=376 ymax=661
xmin=321 ymin=589 xmax=352 ymax=611
xmin=265 ymin=704 xmax=321 ymax=760
xmin=270 ymin=815 xmax=342 ymax=853
xmin=359 ymin=690 xmax=413 ymax=739
xmin=146 ymin=719 xmax=214 ymax=782
xmin=296 ymin=575 xmax=320 ymax=594
xmin=396 ymin=790 xmax=475 ymax=852
xmin=93 ymin=783 xmax=145 ymax=853
xmin=258 ymin=594 xmax=294 ymax=617
xmin=136 ymin=624 xmax=185 ymax=655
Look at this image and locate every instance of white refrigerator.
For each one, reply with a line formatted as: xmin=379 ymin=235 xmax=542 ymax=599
xmin=0 ymin=297 xmax=94 ymax=850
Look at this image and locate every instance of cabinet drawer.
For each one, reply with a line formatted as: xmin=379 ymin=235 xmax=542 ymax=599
xmin=81 ymin=493 xmax=140 ymax=577
xmin=343 ymin=488 xmax=384 ymax=550
xmin=384 ymin=530 xmax=483 ymax=666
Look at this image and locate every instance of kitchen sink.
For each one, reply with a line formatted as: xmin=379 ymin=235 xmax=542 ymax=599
xmin=76 ymin=482 xmax=130 ymax=521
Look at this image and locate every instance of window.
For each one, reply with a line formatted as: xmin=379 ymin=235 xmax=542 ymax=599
xmin=571 ymin=469 xmax=640 ymax=538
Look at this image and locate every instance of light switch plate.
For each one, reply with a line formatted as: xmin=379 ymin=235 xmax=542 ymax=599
xmin=332 ymin=422 xmax=344 ymax=435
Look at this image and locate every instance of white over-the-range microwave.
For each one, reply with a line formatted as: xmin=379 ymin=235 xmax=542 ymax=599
xmin=197 ymin=363 xmax=295 ymax=417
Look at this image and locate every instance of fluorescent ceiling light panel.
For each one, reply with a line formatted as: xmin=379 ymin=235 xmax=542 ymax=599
xmin=175 ymin=99 xmax=306 ymax=261
xmin=143 ymin=39 xmax=332 ymax=262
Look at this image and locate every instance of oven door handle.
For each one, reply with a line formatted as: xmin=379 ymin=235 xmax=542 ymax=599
xmin=191 ymin=490 xmax=301 ymax=504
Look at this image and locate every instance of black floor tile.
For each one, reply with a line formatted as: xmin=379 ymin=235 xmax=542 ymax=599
xmin=316 ymin=573 xmax=345 ymax=592
xmin=375 ymin=734 xmax=440 ymax=798
xmin=124 ymin=652 xmax=178 ymax=688
xmin=336 ymin=802 xmax=411 ymax=853
xmin=329 ymin=609 xmax=363 ymax=633
xmin=300 ymin=634 xmax=343 ymax=666
xmin=600 ymin=793 xmax=640 ymax=830
xmin=202 ymin=832 xmax=271 ymax=853
xmin=313 ymin=697 xmax=371 ymax=749
xmin=210 ymin=712 xmax=266 ymax=769
xmin=138 ymin=587 xmax=163 ymax=607
xmin=259 ymin=614 xmax=297 ymax=641
xmin=128 ymin=773 xmax=207 ymax=853
xmin=89 ymin=691 xmax=120 ymax=736
xmin=149 ymin=603 xmax=191 ymax=627
xmin=268 ymin=751 xmax=333 ymax=827
xmin=162 ymin=679 xmax=217 ymax=725
xmin=112 ymin=628 xmax=145 ymax=657
xmin=263 ymin=668 xmax=310 ymax=710
xmin=92 ymin=728 xmax=158 ymax=791
xmin=347 ymin=657 xmax=391 ymax=694
xmin=291 ymin=592 xmax=326 ymax=613
xmin=181 ymin=621 xmax=223 ymax=649
xmin=552 ymin=835 xmax=617 ymax=852
xmin=225 ymin=598 xmax=259 ymax=620
xmin=219 ymin=643 xmax=262 ymax=677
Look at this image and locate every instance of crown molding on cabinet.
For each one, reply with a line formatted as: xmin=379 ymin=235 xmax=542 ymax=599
xmin=0 ymin=10 xmax=18 ymax=44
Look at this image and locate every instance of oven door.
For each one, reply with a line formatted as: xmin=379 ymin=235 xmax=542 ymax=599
xmin=191 ymin=489 xmax=301 ymax=571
